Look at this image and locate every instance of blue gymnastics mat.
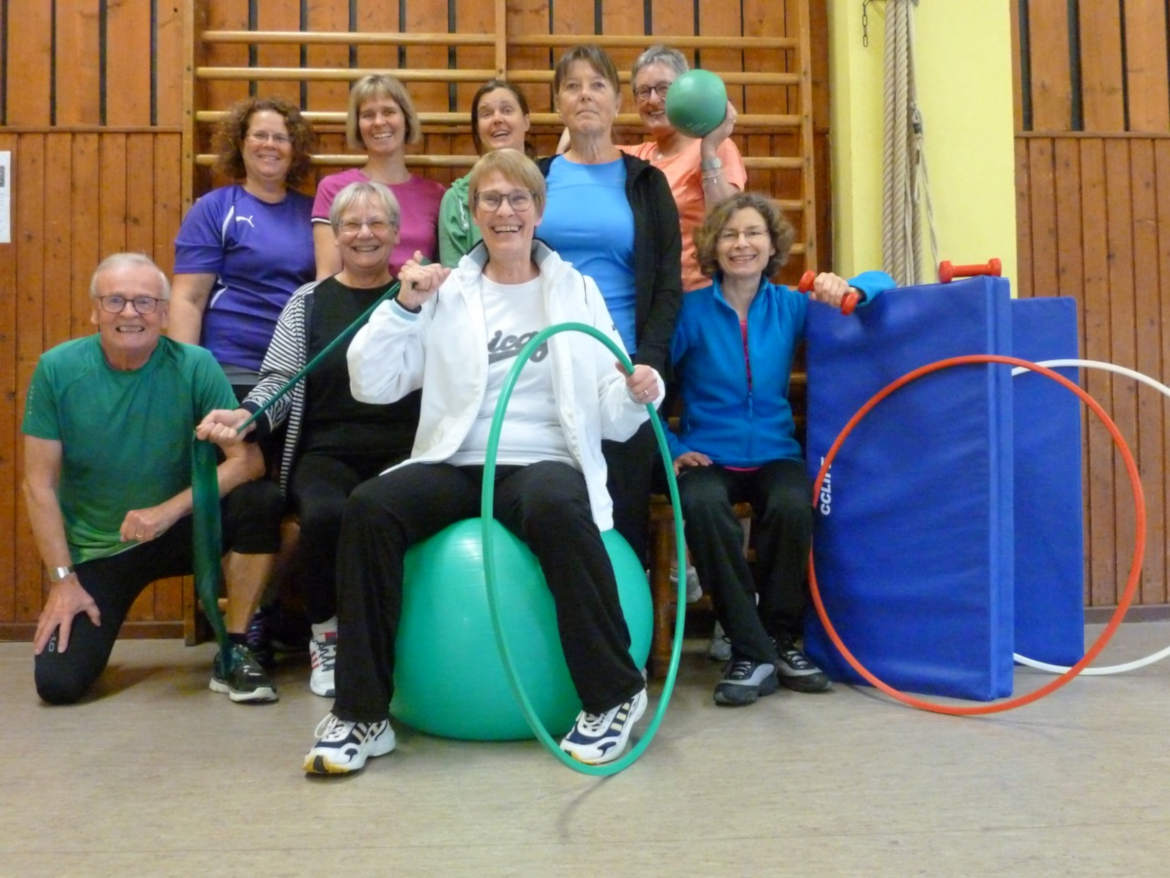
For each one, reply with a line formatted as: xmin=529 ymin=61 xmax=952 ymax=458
xmin=802 ymin=278 xmax=1082 ymax=700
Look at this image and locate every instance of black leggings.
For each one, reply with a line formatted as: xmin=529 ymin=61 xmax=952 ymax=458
xmin=34 ymin=484 xmax=282 ymax=705
xmin=332 ymin=461 xmax=644 ymax=721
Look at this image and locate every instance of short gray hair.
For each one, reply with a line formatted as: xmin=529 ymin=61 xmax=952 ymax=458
xmin=631 ymin=44 xmax=689 ymax=85
xmin=89 ymin=252 xmax=170 ymax=300
xmin=328 ymin=180 xmax=401 ymax=233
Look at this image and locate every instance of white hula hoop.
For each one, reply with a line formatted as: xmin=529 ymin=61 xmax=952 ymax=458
xmin=1011 ymin=357 xmax=1166 ymax=675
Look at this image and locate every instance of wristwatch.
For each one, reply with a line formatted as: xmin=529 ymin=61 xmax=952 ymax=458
xmin=48 ymin=565 xmax=74 ymax=583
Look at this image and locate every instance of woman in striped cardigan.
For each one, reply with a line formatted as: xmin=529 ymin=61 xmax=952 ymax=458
xmin=198 ymin=180 xmax=419 ymax=700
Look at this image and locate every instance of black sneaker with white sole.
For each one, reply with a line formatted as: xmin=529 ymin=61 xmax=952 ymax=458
xmin=774 ymin=636 xmax=832 ymax=693
xmin=714 ymin=657 xmax=779 ymax=706
xmin=209 ymin=644 xmax=278 ymax=703
xmin=304 ymin=713 xmax=396 ymax=775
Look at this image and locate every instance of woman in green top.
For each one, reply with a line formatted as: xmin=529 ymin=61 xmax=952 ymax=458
xmin=437 ymin=80 xmax=532 ymax=267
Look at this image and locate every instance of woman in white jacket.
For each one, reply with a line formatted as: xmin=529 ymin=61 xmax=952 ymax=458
xmin=304 ymin=149 xmax=665 ymax=775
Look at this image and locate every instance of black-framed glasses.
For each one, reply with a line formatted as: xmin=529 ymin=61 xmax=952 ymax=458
xmin=633 ymin=82 xmax=672 ymax=101
xmin=474 ymin=189 xmax=534 ymax=212
xmin=96 ymin=295 xmax=164 ymax=315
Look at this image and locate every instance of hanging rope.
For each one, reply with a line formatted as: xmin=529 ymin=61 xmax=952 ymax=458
xmin=881 ymin=0 xmax=936 ymax=285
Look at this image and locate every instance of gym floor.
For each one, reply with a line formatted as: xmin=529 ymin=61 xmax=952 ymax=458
xmin=2 ymin=622 xmax=1168 ymax=876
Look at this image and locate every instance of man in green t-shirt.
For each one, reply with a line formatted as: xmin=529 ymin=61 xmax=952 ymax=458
xmin=22 ymin=253 xmax=283 ymax=704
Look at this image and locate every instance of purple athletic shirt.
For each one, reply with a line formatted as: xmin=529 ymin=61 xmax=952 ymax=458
xmin=174 ymin=184 xmax=315 ymax=372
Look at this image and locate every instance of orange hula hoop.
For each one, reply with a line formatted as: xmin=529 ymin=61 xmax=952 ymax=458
xmin=808 ymin=354 xmax=1146 ymax=716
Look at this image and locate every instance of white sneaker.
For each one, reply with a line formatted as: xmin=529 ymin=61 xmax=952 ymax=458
xmin=559 ymin=688 xmax=648 ymax=765
xmin=708 ymin=620 xmax=732 ymax=662
xmin=303 ymin=713 xmax=395 ymax=775
xmin=309 ymin=619 xmax=337 ymax=698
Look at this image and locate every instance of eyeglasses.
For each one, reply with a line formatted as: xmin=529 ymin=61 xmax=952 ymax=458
xmin=474 ymin=190 xmax=534 ymax=212
xmin=245 ymin=131 xmax=291 ymax=146
xmin=633 ymin=82 xmax=672 ymax=101
xmin=718 ymin=228 xmax=770 ymax=244
xmin=338 ymin=218 xmax=394 ymax=236
xmin=96 ymin=295 xmax=164 ymax=315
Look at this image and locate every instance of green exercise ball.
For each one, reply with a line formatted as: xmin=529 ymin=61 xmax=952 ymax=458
xmin=665 ymin=69 xmax=728 ymax=137
xmin=390 ymin=518 xmax=652 ymax=741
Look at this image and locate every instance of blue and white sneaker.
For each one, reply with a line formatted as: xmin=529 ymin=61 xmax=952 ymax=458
xmin=559 ymin=688 xmax=648 ymax=765
xmin=303 ymin=713 xmax=395 ymax=775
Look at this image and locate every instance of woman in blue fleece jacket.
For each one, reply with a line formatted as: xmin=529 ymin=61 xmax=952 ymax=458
xmin=669 ymin=192 xmax=893 ymax=707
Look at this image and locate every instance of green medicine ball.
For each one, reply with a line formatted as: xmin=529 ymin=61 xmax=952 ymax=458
xmin=666 ymin=69 xmax=728 ymax=137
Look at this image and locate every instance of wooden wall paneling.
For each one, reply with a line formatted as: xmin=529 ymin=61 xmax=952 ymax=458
xmin=407 ymin=1 xmax=455 ymax=185
xmin=453 ymin=0 xmax=496 ymax=142
xmin=507 ymin=0 xmax=553 ymax=119
xmin=406 ymin=0 xmax=451 ymax=116
xmin=42 ymin=137 xmax=74 ymax=352
xmin=0 ymin=133 xmax=17 ymax=622
xmin=1077 ymin=1 xmax=1126 ymax=131
xmin=1026 ymin=0 xmax=1071 ymax=130
xmin=1052 ymin=138 xmax=1084 ymax=303
xmin=125 ymin=136 xmax=157 ymax=256
xmin=14 ymin=135 xmax=47 ymax=622
xmin=600 ymin=0 xmax=642 ymax=86
xmin=105 ymin=0 xmax=153 ymax=125
xmin=202 ymin=1 xmax=251 ymax=114
xmin=156 ymin=0 xmax=186 ymax=127
xmin=153 ymin=133 xmax=182 ymax=275
xmin=55 ymin=0 xmax=102 ymax=126
xmin=1077 ymin=137 xmax=1116 ymax=606
xmin=69 ymin=134 xmax=100 ymax=342
xmin=1025 ymin=138 xmax=1057 ymax=294
xmin=1013 ymin=139 xmax=1034 ymax=297
xmin=1102 ymin=139 xmax=1139 ymax=605
xmin=97 ymin=135 xmax=127 ymax=292
xmin=1123 ymin=0 xmax=1170 ymax=131
xmin=355 ymin=0 xmax=399 ymax=75
xmin=743 ymin=0 xmax=782 ymax=200
xmin=5 ymin=1 xmax=52 ymax=125
xmin=304 ymin=0 xmax=349 ymax=114
xmin=255 ymin=0 xmax=302 ymax=106
xmin=1156 ymin=140 xmax=1170 ymax=601
xmin=1127 ymin=138 xmax=1166 ymax=603
xmin=697 ymin=0 xmax=745 ymax=117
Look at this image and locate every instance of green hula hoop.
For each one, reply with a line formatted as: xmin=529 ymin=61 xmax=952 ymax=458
xmin=480 ymin=321 xmax=687 ymax=775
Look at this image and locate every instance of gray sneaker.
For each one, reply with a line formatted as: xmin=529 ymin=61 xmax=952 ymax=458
xmin=209 ymin=644 xmax=278 ymax=703
xmin=714 ymin=658 xmax=779 ymax=706
xmin=708 ymin=619 xmax=732 ymax=662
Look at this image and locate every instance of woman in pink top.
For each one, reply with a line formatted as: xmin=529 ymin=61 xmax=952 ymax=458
xmin=312 ymin=74 xmax=445 ymax=280
xmin=620 ymin=45 xmax=747 ymax=292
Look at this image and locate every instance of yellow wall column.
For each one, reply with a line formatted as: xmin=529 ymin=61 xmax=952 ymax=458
xmin=827 ymin=0 xmax=1018 ymax=286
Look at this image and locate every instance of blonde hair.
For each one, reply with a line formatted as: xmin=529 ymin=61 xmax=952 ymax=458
xmin=346 ymin=74 xmax=421 ymax=150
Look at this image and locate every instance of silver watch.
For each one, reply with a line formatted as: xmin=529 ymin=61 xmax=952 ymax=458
xmin=48 ymin=565 xmax=74 ymax=582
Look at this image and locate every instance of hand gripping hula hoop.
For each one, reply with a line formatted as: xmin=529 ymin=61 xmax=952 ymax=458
xmin=809 ymin=354 xmax=1146 ymax=716
xmin=481 ymin=322 xmax=688 ymax=775
xmin=1011 ymin=358 xmax=1168 ymax=675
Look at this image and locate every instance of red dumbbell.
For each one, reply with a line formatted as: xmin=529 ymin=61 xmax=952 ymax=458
xmin=938 ymin=258 xmax=1002 ymax=284
xmin=799 ymin=270 xmax=861 ymax=315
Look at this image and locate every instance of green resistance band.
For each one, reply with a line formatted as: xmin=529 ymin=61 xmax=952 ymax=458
xmin=480 ymin=321 xmax=687 ymax=775
xmin=190 ymin=280 xmax=401 ymax=667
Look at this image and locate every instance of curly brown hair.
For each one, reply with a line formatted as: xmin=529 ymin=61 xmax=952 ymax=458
xmin=694 ymin=192 xmax=796 ymax=280
xmin=214 ymin=96 xmax=315 ymax=187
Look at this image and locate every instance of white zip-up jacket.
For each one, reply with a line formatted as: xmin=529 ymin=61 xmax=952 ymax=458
xmin=346 ymin=239 xmax=662 ymax=531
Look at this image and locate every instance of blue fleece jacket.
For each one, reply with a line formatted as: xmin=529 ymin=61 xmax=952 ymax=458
xmin=668 ymin=271 xmax=893 ymax=466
